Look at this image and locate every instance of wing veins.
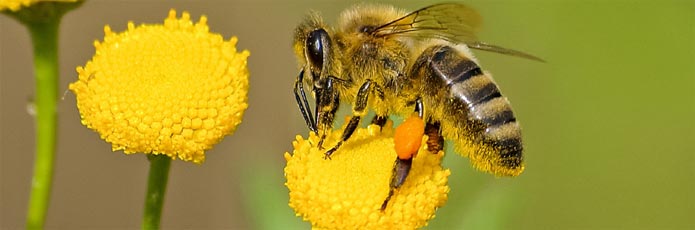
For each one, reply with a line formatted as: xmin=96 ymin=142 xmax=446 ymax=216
xmin=369 ymin=3 xmax=544 ymax=62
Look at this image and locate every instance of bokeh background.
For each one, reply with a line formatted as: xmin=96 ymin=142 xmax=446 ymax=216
xmin=2 ymin=0 xmax=693 ymax=229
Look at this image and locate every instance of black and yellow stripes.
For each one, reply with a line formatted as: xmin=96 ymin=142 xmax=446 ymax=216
xmin=416 ymin=45 xmax=524 ymax=176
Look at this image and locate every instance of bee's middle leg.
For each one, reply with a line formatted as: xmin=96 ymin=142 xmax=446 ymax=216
xmin=371 ymin=115 xmax=388 ymax=129
xmin=323 ymin=80 xmax=373 ymax=159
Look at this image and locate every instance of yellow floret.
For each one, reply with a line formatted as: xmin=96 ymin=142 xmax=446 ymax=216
xmin=69 ymin=9 xmax=249 ymax=163
xmin=285 ymin=122 xmax=450 ymax=229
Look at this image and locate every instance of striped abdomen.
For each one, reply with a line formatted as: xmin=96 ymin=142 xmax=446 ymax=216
xmin=417 ymin=45 xmax=524 ymax=176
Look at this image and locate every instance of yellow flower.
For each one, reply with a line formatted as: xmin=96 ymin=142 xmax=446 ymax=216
xmin=0 ymin=0 xmax=76 ymax=11
xmin=285 ymin=122 xmax=450 ymax=229
xmin=69 ymin=9 xmax=250 ymax=163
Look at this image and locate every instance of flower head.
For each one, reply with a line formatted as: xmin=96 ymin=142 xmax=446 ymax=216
xmin=285 ymin=122 xmax=450 ymax=229
xmin=69 ymin=9 xmax=250 ymax=163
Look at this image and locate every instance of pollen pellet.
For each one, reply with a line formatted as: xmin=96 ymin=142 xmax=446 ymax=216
xmin=394 ymin=115 xmax=425 ymax=160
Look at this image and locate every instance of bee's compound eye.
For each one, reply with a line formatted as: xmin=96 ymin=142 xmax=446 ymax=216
xmin=306 ymin=29 xmax=328 ymax=70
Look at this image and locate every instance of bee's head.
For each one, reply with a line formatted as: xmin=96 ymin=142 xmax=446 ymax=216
xmin=293 ymin=12 xmax=335 ymax=87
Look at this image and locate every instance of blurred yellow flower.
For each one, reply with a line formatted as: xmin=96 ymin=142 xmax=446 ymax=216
xmin=69 ymin=9 xmax=250 ymax=163
xmin=285 ymin=122 xmax=450 ymax=229
xmin=0 ymin=0 xmax=76 ymax=11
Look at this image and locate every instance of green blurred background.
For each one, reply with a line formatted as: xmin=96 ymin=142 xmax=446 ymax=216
xmin=1 ymin=0 xmax=693 ymax=229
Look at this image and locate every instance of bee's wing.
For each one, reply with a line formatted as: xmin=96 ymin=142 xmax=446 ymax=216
xmin=372 ymin=3 xmax=544 ymax=62
xmin=467 ymin=41 xmax=545 ymax=62
xmin=372 ymin=3 xmax=481 ymax=43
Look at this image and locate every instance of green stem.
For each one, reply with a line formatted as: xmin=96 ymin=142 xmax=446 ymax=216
xmin=2 ymin=2 xmax=82 ymax=229
xmin=142 ymin=155 xmax=172 ymax=230
xmin=25 ymin=17 xmax=60 ymax=230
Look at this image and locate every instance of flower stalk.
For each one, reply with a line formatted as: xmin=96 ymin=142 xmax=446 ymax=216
xmin=142 ymin=155 xmax=172 ymax=230
xmin=2 ymin=1 xmax=82 ymax=229
xmin=25 ymin=17 xmax=60 ymax=230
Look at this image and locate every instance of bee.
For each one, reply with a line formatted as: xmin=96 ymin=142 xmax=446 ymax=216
xmin=292 ymin=3 xmax=542 ymax=209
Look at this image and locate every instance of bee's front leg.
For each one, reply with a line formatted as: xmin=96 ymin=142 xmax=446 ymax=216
xmin=293 ymin=69 xmax=317 ymax=133
xmin=315 ymin=76 xmax=340 ymax=150
xmin=323 ymin=79 xmax=374 ymax=159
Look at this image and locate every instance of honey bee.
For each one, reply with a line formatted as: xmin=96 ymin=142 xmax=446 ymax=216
xmin=292 ymin=3 xmax=542 ymax=209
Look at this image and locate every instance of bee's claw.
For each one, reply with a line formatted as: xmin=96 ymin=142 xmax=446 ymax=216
xmin=323 ymin=148 xmax=337 ymax=160
xmin=380 ymin=188 xmax=395 ymax=211
xmin=318 ymin=135 xmax=326 ymax=149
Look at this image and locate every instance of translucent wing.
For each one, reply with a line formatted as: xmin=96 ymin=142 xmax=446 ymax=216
xmin=371 ymin=3 xmax=544 ymax=62
xmin=467 ymin=41 xmax=545 ymax=62
xmin=371 ymin=3 xmax=482 ymax=43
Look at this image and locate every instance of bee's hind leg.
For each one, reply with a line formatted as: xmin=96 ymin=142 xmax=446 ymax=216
xmin=382 ymin=98 xmax=426 ymax=210
xmin=370 ymin=115 xmax=388 ymax=129
xmin=424 ymin=121 xmax=444 ymax=153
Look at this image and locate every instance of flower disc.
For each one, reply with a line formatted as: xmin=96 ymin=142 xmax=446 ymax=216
xmin=285 ymin=123 xmax=450 ymax=229
xmin=69 ymin=10 xmax=250 ymax=163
